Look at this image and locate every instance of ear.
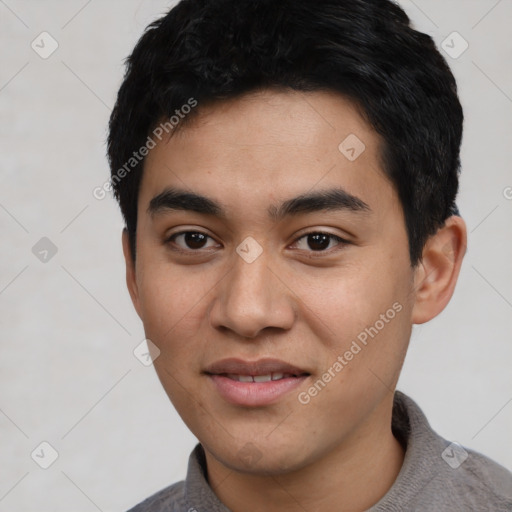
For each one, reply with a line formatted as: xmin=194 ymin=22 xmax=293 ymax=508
xmin=122 ymin=228 xmax=142 ymax=318
xmin=411 ymin=215 xmax=467 ymax=324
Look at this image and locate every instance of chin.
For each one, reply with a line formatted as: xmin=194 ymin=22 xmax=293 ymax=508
xmin=207 ymin=438 xmax=314 ymax=476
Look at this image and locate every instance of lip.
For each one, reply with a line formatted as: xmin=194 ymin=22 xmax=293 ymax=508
xmin=204 ymin=357 xmax=309 ymax=376
xmin=204 ymin=358 xmax=310 ymax=407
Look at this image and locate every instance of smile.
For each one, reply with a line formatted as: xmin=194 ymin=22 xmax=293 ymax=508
xmin=224 ymin=372 xmax=300 ymax=382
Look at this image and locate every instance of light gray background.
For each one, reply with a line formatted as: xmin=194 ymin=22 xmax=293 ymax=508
xmin=1 ymin=1 xmax=511 ymax=511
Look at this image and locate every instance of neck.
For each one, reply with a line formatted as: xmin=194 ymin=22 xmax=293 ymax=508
xmin=204 ymin=396 xmax=405 ymax=512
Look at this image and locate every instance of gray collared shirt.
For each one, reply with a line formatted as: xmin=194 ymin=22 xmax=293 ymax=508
xmin=127 ymin=391 xmax=512 ymax=511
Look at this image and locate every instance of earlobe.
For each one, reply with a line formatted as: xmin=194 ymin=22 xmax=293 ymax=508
xmin=411 ymin=216 xmax=467 ymax=324
xmin=122 ymin=228 xmax=142 ymax=318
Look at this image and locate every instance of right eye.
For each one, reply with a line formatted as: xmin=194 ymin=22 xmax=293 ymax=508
xmin=165 ymin=231 xmax=220 ymax=253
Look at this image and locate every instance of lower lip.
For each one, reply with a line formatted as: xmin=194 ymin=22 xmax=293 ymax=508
xmin=208 ymin=374 xmax=309 ymax=406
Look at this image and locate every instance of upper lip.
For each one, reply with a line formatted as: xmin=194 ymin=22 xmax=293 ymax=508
xmin=204 ymin=358 xmax=310 ymax=376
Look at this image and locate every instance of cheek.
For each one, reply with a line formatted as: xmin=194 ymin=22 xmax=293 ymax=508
xmin=289 ymin=255 xmax=412 ymax=384
xmin=292 ymin=258 xmax=405 ymax=333
xmin=136 ymin=257 xmax=213 ymax=352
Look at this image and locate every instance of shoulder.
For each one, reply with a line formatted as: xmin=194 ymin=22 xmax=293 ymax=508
xmin=441 ymin=446 xmax=512 ymax=508
xmin=126 ymin=480 xmax=186 ymax=512
xmin=379 ymin=392 xmax=512 ymax=511
xmin=403 ymin=447 xmax=512 ymax=511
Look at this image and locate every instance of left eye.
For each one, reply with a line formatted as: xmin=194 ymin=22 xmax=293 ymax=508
xmin=292 ymin=232 xmax=347 ymax=252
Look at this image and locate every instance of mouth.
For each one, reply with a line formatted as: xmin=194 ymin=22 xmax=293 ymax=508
xmin=221 ymin=372 xmax=308 ymax=382
xmin=204 ymin=357 xmax=310 ymax=376
xmin=204 ymin=358 xmax=311 ymax=406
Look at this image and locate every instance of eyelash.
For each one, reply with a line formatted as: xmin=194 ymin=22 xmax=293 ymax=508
xmin=165 ymin=231 xmax=349 ymax=257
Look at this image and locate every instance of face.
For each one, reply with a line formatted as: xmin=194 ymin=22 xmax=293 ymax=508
xmin=125 ymin=89 xmax=417 ymax=475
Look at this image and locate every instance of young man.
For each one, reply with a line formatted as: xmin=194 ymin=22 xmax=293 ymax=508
xmin=107 ymin=0 xmax=512 ymax=510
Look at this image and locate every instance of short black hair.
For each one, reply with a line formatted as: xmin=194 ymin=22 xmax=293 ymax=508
xmin=107 ymin=0 xmax=463 ymax=265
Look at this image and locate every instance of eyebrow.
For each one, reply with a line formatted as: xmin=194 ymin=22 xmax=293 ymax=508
xmin=147 ymin=186 xmax=371 ymax=221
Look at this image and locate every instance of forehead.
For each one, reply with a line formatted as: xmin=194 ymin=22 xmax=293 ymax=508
xmin=139 ymin=89 xmax=396 ymax=219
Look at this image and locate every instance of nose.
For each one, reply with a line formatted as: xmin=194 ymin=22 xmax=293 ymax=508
xmin=208 ymin=245 xmax=296 ymax=339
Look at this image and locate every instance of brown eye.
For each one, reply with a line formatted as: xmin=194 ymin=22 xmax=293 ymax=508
xmin=293 ymin=232 xmax=348 ymax=253
xmin=183 ymin=232 xmax=208 ymax=249
xmin=306 ymin=233 xmax=330 ymax=251
xmin=167 ymin=231 xmax=217 ymax=251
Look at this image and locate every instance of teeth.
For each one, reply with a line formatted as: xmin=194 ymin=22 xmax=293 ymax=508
xmin=253 ymin=374 xmax=272 ymax=382
xmin=225 ymin=372 xmax=295 ymax=382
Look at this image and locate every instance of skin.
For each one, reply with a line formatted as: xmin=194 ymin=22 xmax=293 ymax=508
xmin=122 ymin=89 xmax=467 ymax=511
